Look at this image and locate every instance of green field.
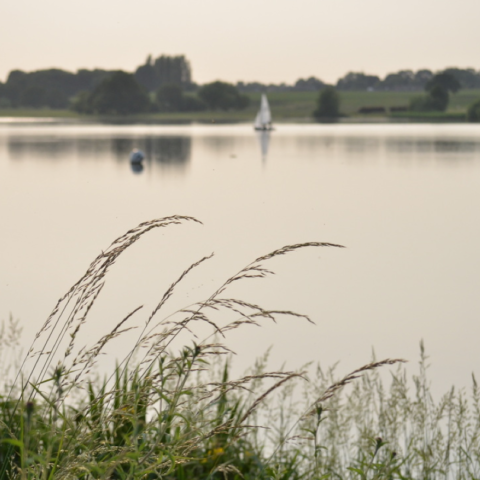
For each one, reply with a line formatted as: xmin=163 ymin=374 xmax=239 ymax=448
xmin=258 ymin=89 xmax=480 ymax=119
xmin=2 ymin=89 xmax=480 ymax=123
xmin=0 ymin=108 xmax=80 ymax=118
xmin=339 ymin=89 xmax=480 ymax=115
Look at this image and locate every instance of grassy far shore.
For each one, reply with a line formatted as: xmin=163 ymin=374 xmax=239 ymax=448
xmin=1 ymin=89 xmax=480 ymax=123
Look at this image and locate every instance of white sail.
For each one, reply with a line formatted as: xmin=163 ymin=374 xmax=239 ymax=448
xmin=260 ymin=94 xmax=271 ymax=125
xmin=254 ymin=93 xmax=273 ymax=130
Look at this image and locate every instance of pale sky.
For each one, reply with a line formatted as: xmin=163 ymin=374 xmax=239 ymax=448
xmin=1 ymin=0 xmax=480 ymax=85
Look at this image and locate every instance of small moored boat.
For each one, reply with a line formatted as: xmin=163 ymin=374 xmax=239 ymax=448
xmin=130 ymin=149 xmax=145 ymax=164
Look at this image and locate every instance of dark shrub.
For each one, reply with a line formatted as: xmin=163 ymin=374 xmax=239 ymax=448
xmin=313 ymin=86 xmax=340 ymax=120
xmin=467 ymin=99 xmax=480 ymax=122
xmin=198 ymin=81 xmax=249 ymax=110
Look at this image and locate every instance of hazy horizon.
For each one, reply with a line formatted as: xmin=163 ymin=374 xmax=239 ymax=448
xmin=2 ymin=0 xmax=480 ymax=85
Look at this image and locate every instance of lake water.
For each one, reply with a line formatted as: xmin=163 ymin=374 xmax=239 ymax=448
xmin=1 ymin=122 xmax=479 ymax=396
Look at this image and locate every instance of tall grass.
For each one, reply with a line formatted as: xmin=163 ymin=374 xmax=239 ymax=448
xmin=0 ymin=216 xmax=478 ymax=479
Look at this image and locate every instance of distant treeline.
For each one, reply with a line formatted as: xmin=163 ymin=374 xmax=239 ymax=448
xmin=335 ymin=68 xmax=480 ymax=91
xmin=0 ymin=69 xmax=112 ymax=109
xmin=0 ymin=55 xmax=194 ymax=110
xmin=1 ymin=53 xmax=480 ymax=111
xmin=135 ymin=55 xmax=194 ymax=92
xmin=237 ymin=68 xmax=480 ymax=93
xmin=70 ymin=73 xmax=250 ymax=115
xmin=236 ymin=76 xmax=325 ymax=93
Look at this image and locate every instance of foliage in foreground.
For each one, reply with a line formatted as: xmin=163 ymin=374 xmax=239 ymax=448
xmin=1 ymin=216 xmax=479 ymax=479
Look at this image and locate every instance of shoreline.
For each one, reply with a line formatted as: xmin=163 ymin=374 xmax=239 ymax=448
xmin=0 ymin=113 xmax=470 ymax=125
xmin=1 ymin=89 xmax=477 ymax=124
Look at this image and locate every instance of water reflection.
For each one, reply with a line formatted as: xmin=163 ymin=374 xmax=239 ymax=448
xmin=385 ymin=139 xmax=478 ymax=154
xmin=200 ymin=136 xmax=236 ymax=152
xmin=6 ymin=135 xmax=192 ymax=171
xmin=111 ymin=138 xmax=134 ymax=158
xmin=256 ymin=130 xmax=270 ymax=162
xmin=143 ymin=137 xmax=190 ymax=167
xmin=343 ymin=137 xmax=381 ymax=153
xmin=130 ymin=162 xmax=144 ymax=174
xmin=288 ymin=135 xmax=480 ymax=158
xmin=5 ymin=129 xmax=480 ymax=170
xmin=7 ymin=136 xmax=74 ymax=160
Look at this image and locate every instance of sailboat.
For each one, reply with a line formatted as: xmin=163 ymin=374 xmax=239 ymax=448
xmin=254 ymin=93 xmax=273 ymax=131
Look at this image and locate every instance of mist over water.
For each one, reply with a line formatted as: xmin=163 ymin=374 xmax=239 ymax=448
xmin=1 ymin=123 xmax=479 ymax=396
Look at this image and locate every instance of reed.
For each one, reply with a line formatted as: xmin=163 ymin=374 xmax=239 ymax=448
xmin=1 ymin=217 xmax=477 ymax=479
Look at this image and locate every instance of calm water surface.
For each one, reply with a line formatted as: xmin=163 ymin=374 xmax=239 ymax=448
xmin=1 ymin=122 xmax=479 ymax=395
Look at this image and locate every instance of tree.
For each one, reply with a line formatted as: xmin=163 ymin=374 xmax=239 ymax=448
xmin=294 ymin=76 xmax=325 ymax=91
xmin=428 ymin=84 xmax=449 ymax=111
xmin=336 ymin=72 xmax=380 ymax=91
xmin=154 ymin=84 xmax=207 ymax=112
xmin=467 ymin=99 xmax=480 ymax=122
xmin=381 ymin=70 xmax=420 ymax=91
xmin=70 ymin=91 xmax=91 ymax=114
xmin=198 ymin=81 xmax=249 ymax=110
xmin=409 ymin=73 xmax=459 ymax=113
xmin=44 ymin=89 xmax=69 ymax=109
xmin=181 ymin=94 xmax=207 ymax=112
xmin=73 ymin=71 xmax=151 ymax=115
xmin=425 ymin=73 xmax=461 ymax=94
xmin=73 ymin=69 xmax=111 ymax=92
xmin=4 ymin=70 xmax=28 ymax=106
xmin=442 ymin=68 xmax=480 ymax=89
xmin=3 ymin=68 xmax=112 ymax=109
xmin=0 ymin=82 xmax=9 ymax=108
xmin=134 ymin=55 xmax=157 ymax=92
xmin=154 ymin=55 xmax=192 ymax=87
xmin=21 ymin=86 xmax=46 ymax=108
xmin=413 ymin=69 xmax=434 ymax=88
xmin=156 ymin=83 xmax=184 ymax=112
xmin=313 ymin=86 xmax=340 ymax=120
xmin=409 ymin=85 xmax=449 ymax=112
xmin=135 ymin=55 xmax=193 ymax=92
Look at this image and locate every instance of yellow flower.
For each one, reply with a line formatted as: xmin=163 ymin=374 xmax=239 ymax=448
xmin=120 ymin=405 xmax=135 ymax=414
